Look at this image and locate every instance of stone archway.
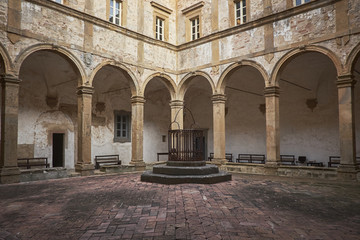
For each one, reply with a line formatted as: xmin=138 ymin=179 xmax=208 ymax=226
xmin=220 ymin=63 xmax=267 ymax=159
xmin=18 ymin=49 xmax=81 ymax=168
xmin=143 ymin=74 xmax=175 ymax=163
xmin=275 ymin=51 xmax=339 ymax=165
xmin=91 ymin=64 xmax=136 ymax=165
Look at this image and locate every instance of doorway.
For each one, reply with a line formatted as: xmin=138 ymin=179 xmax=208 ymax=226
xmin=53 ymin=133 xmax=64 ymax=167
xmin=194 ymin=129 xmax=208 ymax=161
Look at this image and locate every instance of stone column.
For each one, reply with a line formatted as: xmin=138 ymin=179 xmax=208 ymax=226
xmin=264 ymin=86 xmax=280 ymax=169
xmin=212 ymin=94 xmax=227 ymax=166
xmin=0 ymin=74 xmax=21 ymax=184
xmin=170 ymin=100 xmax=184 ymax=130
xmin=75 ymin=86 xmax=94 ymax=176
xmin=337 ymin=75 xmax=358 ymax=180
xmin=129 ymin=96 xmax=146 ymax=170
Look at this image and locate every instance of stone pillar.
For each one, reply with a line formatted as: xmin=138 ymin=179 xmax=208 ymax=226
xmin=337 ymin=75 xmax=358 ymax=180
xmin=264 ymin=86 xmax=280 ymax=169
xmin=75 ymin=86 xmax=94 ymax=176
xmin=170 ymin=100 xmax=184 ymax=130
xmin=212 ymin=94 xmax=227 ymax=166
xmin=129 ymin=96 xmax=146 ymax=170
xmin=0 ymin=74 xmax=21 ymax=184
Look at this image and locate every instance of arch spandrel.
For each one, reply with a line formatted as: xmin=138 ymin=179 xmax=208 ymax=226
xmin=0 ymin=42 xmax=14 ymax=75
xmin=270 ymin=45 xmax=343 ymax=85
xmin=14 ymin=44 xmax=86 ymax=85
xmin=142 ymin=73 xmax=177 ymax=100
xmin=346 ymin=42 xmax=360 ymax=75
xmin=217 ymin=60 xmax=269 ymax=94
xmin=90 ymin=60 xmax=139 ymax=96
xmin=178 ymin=71 xmax=215 ymax=100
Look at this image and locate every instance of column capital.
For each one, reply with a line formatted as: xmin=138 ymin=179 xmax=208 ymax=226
xmin=169 ymin=100 xmax=184 ymax=108
xmin=264 ymin=86 xmax=280 ymax=97
xmin=211 ymin=94 xmax=227 ymax=103
xmin=77 ymin=85 xmax=94 ymax=95
xmin=337 ymin=74 xmax=356 ymax=88
xmin=1 ymin=74 xmax=21 ymax=85
xmin=131 ymin=96 xmax=146 ymax=104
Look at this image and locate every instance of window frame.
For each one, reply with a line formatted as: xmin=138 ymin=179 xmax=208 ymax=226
xmin=235 ymin=0 xmax=247 ymax=25
xmin=182 ymin=2 xmax=204 ymax=42
xmin=229 ymin=0 xmax=250 ymax=27
xmin=114 ymin=110 xmax=131 ymax=143
xmin=109 ymin=0 xmax=122 ymax=26
xmin=294 ymin=0 xmax=311 ymax=6
xmin=156 ymin=17 xmax=165 ymax=41
xmin=191 ymin=17 xmax=200 ymax=41
xmin=151 ymin=1 xmax=172 ymax=42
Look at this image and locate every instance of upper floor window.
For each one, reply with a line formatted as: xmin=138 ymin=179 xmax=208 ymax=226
xmin=235 ymin=0 xmax=246 ymax=25
xmin=109 ymin=0 xmax=122 ymax=25
xmin=156 ymin=17 xmax=164 ymax=41
xmin=52 ymin=0 xmax=63 ymax=3
xmin=295 ymin=0 xmax=311 ymax=6
xmin=191 ymin=17 xmax=200 ymax=40
xmin=182 ymin=2 xmax=204 ymax=42
xmin=114 ymin=110 xmax=131 ymax=142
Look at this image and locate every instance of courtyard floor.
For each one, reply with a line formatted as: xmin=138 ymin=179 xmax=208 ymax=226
xmin=0 ymin=172 xmax=359 ymax=240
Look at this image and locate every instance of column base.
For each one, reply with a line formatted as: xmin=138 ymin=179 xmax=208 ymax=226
xmin=337 ymin=164 xmax=360 ymax=181
xmin=0 ymin=167 xmax=21 ymax=184
xmin=75 ymin=163 xmax=95 ymax=176
xmin=212 ymin=158 xmax=227 ymax=167
xmin=129 ymin=160 xmax=146 ymax=171
xmin=264 ymin=162 xmax=280 ymax=175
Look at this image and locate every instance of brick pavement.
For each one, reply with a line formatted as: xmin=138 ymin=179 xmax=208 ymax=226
xmin=0 ymin=173 xmax=359 ymax=240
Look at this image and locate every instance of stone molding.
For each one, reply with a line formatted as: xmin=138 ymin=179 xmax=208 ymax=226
xmin=0 ymin=74 xmax=21 ymax=85
xmin=77 ymin=86 xmax=94 ymax=95
xmin=169 ymin=100 xmax=184 ymax=108
xmin=131 ymin=96 xmax=146 ymax=105
xmin=211 ymin=94 xmax=227 ymax=103
xmin=264 ymin=86 xmax=280 ymax=97
xmin=337 ymin=75 xmax=356 ymax=88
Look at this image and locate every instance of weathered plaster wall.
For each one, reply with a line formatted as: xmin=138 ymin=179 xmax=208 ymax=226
xmin=0 ymin=0 xmax=7 ymax=28
xmin=178 ymin=42 xmax=212 ymax=70
xmin=273 ymin=6 xmax=336 ymax=49
xmin=349 ymin=0 xmax=360 ymax=28
xmin=271 ymin=0 xmax=287 ymax=14
xmin=22 ymin=2 xmax=84 ymax=48
xmin=220 ymin=27 xmax=265 ymax=62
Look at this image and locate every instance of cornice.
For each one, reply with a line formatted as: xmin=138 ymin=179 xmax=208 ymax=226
xmin=181 ymin=1 xmax=205 ymax=15
xmin=150 ymin=1 xmax=172 ymax=15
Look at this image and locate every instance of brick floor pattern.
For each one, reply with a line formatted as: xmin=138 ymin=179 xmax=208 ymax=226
xmin=0 ymin=173 xmax=360 ymax=240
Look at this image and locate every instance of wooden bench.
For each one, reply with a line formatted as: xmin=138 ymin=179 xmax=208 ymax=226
xmin=95 ymin=155 xmax=121 ymax=169
xmin=208 ymin=153 xmax=233 ymax=162
xmin=280 ymin=155 xmax=296 ymax=165
xmin=328 ymin=156 xmax=360 ymax=167
xmin=236 ymin=154 xmax=265 ymax=164
xmin=157 ymin=152 xmax=169 ymax=161
xmin=17 ymin=157 xmax=49 ymax=169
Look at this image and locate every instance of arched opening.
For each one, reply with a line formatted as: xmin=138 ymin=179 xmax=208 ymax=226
xmin=353 ymin=52 xmax=360 ymax=159
xmin=224 ymin=65 xmax=266 ymax=158
xmin=18 ymin=50 xmax=80 ymax=168
xmin=92 ymin=65 xmax=134 ymax=165
xmin=278 ymin=51 xmax=338 ymax=165
xmin=143 ymin=77 xmax=172 ymax=163
xmin=182 ymin=75 xmax=213 ymax=161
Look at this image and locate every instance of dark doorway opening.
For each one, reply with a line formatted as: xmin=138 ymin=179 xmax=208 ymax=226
xmin=195 ymin=129 xmax=208 ymax=161
xmin=53 ymin=133 xmax=64 ymax=167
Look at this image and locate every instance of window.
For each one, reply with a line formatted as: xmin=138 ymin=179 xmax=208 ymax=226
xmin=151 ymin=2 xmax=172 ymax=42
xmin=52 ymin=0 xmax=63 ymax=3
xmin=191 ymin=17 xmax=200 ymax=40
xmin=295 ymin=0 xmax=310 ymax=6
xmin=156 ymin=17 xmax=164 ymax=41
xmin=235 ymin=0 xmax=246 ymax=25
xmin=109 ymin=0 xmax=122 ymax=25
xmin=182 ymin=2 xmax=204 ymax=42
xmin=114 ymin=111 xmax=131 ymax=142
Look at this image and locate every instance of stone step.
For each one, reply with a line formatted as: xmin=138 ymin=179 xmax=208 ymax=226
xmin=152 ymin=164 xmax=219 ymax=175
xmin=141 ymin=171 xmax=232 ymax=184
